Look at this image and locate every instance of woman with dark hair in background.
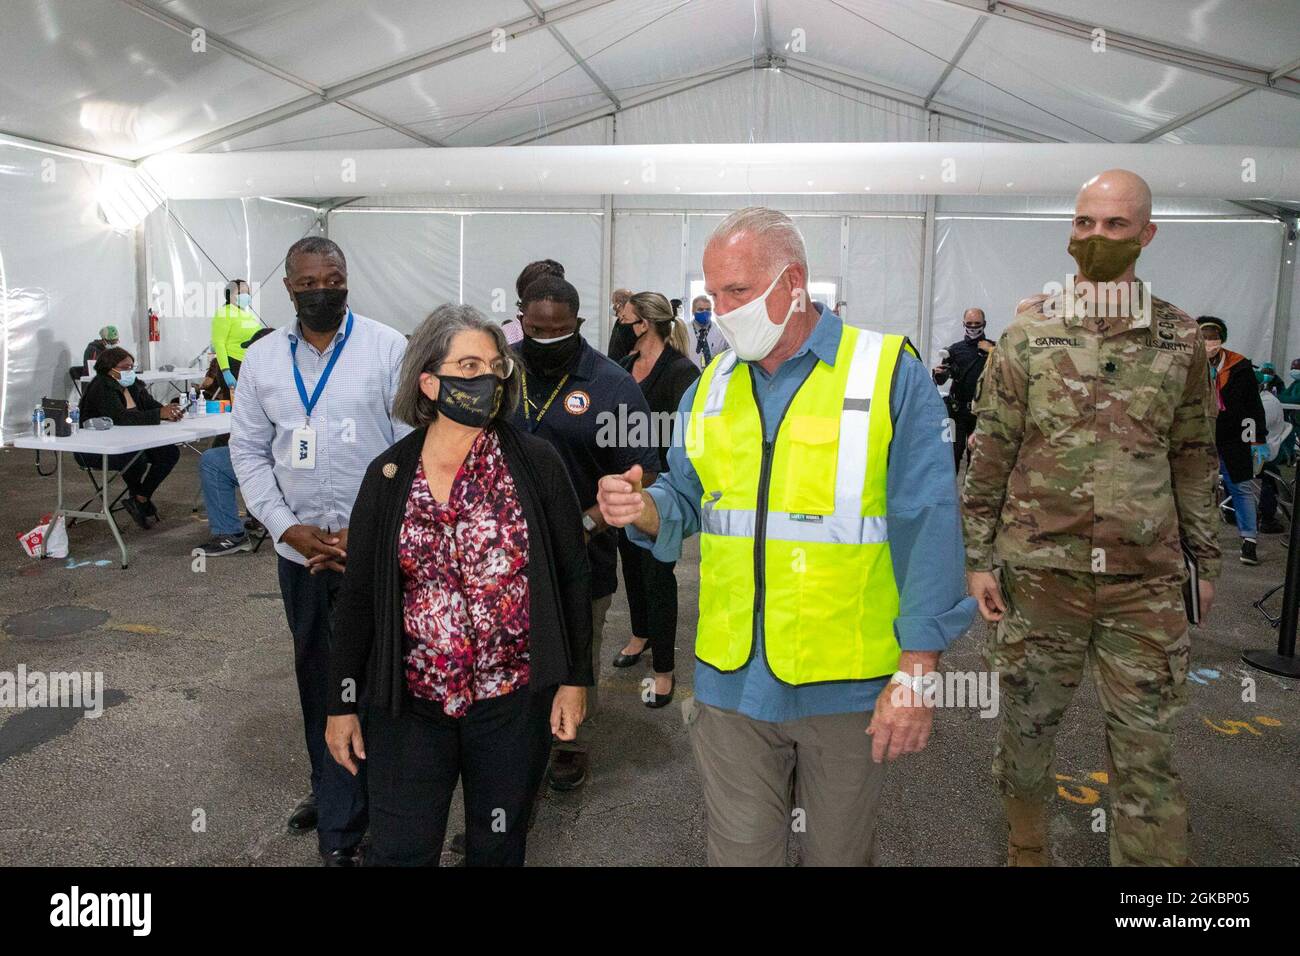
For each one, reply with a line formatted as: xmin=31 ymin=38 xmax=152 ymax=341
xmin=326 ymin=304 xmax=592 ymax=866
xmin=76 ymin=346 xmax=184 ymax=529
xmin=611 ymin=292 xmax=699 ymax=707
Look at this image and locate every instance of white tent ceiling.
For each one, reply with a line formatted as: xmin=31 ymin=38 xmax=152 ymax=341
xmin=2 ymin=0 xmax=1297 ymax=165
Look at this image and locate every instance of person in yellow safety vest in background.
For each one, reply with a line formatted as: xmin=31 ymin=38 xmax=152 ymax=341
xmin=212 ymin=278 xmax=262 ymax=388
xmin=597 ymin=206 xmax=976 ymax=866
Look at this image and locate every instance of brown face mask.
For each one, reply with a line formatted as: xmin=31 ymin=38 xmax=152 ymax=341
xmin=1067 ymin=234 xmax=1142 ymax=282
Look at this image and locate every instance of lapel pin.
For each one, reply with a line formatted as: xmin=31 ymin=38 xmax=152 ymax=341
xmin=382 ymin=462 xmax=398 ymax=479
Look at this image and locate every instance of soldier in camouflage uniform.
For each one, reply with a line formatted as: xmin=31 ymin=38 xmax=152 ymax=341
xmin=962 ymin=169 xmax=1221 ymax=867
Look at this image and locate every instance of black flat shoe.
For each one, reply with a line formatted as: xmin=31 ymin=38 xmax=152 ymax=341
xmin=121 ymin=497 xmax=150 ymax=530
xmin=321 ymin=846 xmax=362 ymax=867
xmin=645 ymin=682 xmax=675 ymax=709
xmin=612 ymin=641 xmax=649 ymax=668
xmin=287 ymin=795 xmax=318 ymax=834
xmin=142 ymin=499 xmax=160 ymax=522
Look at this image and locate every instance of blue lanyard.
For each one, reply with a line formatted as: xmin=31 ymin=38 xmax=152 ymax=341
xmin=290 ymin=310 xmax=353 ymax=422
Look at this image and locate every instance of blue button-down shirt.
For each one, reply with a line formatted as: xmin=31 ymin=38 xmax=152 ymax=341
xmin=230 ymin=312 xmax=411 ymax=565
xmin=628 ymin=307 xmax=976 ymax=722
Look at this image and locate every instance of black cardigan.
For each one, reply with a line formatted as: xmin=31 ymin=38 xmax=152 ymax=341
xmin=328 ymin=419 xmax=594 ymax=718
xmin=78 ymin=373 xmax=166 ymax=426
xmin=1214 ymin=351 xmax=1267 ymax=483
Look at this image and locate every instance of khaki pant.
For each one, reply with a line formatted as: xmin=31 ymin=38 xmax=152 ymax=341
xmin=685 ymin=698 xmax=889 ymax=866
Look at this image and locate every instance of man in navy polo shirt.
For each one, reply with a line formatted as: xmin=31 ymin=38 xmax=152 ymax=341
xmin=512 ymin=274 xmax=658 ymax=791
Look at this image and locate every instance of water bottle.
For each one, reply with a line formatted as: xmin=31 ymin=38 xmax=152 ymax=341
xmin=33 ymin=405 xmax=44 ymax=438
xmin=187 ymin=386 xmax=197 ymax=417
xmin=70 ymin=405 xmax=80 ymax=430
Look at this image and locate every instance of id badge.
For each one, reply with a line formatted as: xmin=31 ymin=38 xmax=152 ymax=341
xmin=291 ymin=425 xmax=317 ymax=470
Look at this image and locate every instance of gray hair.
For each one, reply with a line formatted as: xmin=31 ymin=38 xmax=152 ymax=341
xmin=395 ymin=304 xmax=521 ymax=428
xmin=707 ymin=206 xmax=808 ymax=275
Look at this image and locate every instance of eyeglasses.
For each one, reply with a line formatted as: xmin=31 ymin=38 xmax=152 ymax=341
xmin=438 ymin=356 xmax=514 ymax=379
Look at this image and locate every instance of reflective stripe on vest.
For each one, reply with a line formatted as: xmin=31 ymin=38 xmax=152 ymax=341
xmin=686 ymin=324 xmax=909 ymax=685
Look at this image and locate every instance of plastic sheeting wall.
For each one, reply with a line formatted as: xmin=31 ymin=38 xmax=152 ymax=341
xmin=931 ymin=217 xmax=1286 ymax=365
xmin=144 ymin=198 xmax=321 ymax=368
xmin=329 ymin=210 xmax=604 ymax=345
xmin=0 ymin=146 xmax=137 ymax=443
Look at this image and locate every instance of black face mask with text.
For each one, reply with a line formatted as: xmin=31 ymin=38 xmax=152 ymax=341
xmin=294 ymin=287 xmax=349 ymax=333
xmin=435 ymin=373 xmax=503 ymax=427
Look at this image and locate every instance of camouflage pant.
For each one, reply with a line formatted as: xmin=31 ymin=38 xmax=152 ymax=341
xmin=987 ymin=564 xmax=1191 ymax=866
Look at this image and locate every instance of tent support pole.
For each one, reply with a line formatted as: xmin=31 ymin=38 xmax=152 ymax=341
xmin=600 ymin=115 xmax=616 ymax=347
xmin=917 ymin=112 xmax=940 ymax=363
xmin=1269 ymin=217 xmax=1298 ymax=371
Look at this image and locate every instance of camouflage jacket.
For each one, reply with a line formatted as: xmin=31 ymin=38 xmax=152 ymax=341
xmin=961 ymin=281 xmax=1221 ymax=580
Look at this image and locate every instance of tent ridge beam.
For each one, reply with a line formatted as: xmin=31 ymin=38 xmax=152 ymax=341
xmin=924 ymin=16 xmax=986 ymax=108
xmin=0 ymin=129 xmax=137 ymax=166
xmin=923 ymin=0 xmax=1300 ymax=99
xmin=117 ymin=0 xmax=445 ymax=151
xmin=783 ymin=57 xmax=1063 ymax=144
xmin=494 ymin=60 xmax=756 ymax=146
xmin=1133 ymin=53 xmax=1300 ymax=144
xmin=521 ymin=0 xmax=621 ymax=109
xmin=144 ymin=0 xmax=622 ymax=156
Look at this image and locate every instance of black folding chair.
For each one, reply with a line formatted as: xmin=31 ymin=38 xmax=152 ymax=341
xmin=68 ymin=366 xmax=87 ymax=397
xmin=67 ymin=452 xmax=140 ymax=530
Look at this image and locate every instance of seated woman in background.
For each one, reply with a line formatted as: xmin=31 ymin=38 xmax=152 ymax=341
xmin=326 ymin=304 xmax=592 ymax=867
xmin=76 ymin=347 xmax=184 ymax=530
xmin=611 ymin=292 xmax=700 ymax=707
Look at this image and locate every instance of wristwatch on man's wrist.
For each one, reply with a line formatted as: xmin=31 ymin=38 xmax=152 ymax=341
xmin=582 ymin=513 xmax=598 ymax=534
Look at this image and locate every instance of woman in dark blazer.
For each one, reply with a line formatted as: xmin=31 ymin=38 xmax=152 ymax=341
xmin=326 ymin=304 xmax=592 ymax=867
xmin=611 ymin=292 xmax=700 ymax=707
xmin=76 ymin=346 xmax=184 ymax=529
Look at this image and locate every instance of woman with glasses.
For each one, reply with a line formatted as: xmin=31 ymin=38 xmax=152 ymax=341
xmin=76 ymin=346 xmax=184 ymax=529
xmin=327 ymin=304 xmax=593 ymax=866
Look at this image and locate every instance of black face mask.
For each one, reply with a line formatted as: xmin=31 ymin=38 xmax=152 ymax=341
xmin=294 ymin=287 xmax=349 ymax=333
xmin=520 ymin=332 xmax=582 ymax=379
xmin=435 ymin=373 xmax=503 ymax=427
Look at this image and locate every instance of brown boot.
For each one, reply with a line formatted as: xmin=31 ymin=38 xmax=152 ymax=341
xmin=1005 ymin=796 xmax=1049 ymax=866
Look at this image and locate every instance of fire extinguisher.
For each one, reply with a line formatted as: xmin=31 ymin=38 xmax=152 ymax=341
xmin=148 ymin=308 xmax=160 ymax=343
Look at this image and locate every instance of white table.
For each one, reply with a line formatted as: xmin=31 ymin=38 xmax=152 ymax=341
xmin=11 ymin=413 xmax=232 ymax=568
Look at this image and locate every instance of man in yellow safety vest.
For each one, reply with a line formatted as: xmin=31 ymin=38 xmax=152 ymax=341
xmin=597 ymin=206 xmax=975 ymax=865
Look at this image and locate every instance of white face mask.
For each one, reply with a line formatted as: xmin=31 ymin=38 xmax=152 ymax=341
xmin=528 ymin=332 xmax=574 ymax=345
xmin=712 ymin=265 xmax=796 ymax=361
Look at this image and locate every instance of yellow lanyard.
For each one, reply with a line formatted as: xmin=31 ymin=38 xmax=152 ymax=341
xmin=521 ymin=368 xmax=570 ymax=424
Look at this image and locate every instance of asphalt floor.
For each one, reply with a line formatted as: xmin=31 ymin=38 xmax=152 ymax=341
xmin=0 ymin=442 xmax=1295 ymax=866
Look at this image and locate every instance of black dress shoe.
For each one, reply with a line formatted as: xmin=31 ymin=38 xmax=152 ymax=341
xmin=321 ymin=846 xmax=362 ymax=867
xmin=645 ymin=682 xmax=675 ymax=709
xmin=121 ymin=497 xmax=150 ymax=530
xmin=287 ymin=795 xmax=318 ymax=834
xmin=612 ymin=641 xmax=649 ymax=668
xmin=142 ymin=499 xmax=160 ymax=522
xmin=546 ymin=748 xmax=588 ymax=791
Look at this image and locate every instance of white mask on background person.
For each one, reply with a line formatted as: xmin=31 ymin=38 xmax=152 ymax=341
xmin=712 ymin=265 xmax=797 ymax=362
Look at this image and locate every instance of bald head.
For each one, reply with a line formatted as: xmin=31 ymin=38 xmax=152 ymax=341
xmin=1076 ymin=169 xmax=1153 ymax=226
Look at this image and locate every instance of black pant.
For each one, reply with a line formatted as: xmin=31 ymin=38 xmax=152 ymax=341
xmin=951 ymin=408 xmax=976 ymax=472
xmin=75 ymin=445 xmax=179 ymax=500
xmin=365 ymin=686 xmax=556 ymax=866
xmin=617 ymin=529 xmax=677 ymax=673
xmin=1260 ymin=463 xmax=1281 ymax=522
xmin=277 ymin=557 xmax=368 ymax=854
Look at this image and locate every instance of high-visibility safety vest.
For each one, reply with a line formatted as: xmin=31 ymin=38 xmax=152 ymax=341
xmin=684 ymin=325 xmax=914 ymax=685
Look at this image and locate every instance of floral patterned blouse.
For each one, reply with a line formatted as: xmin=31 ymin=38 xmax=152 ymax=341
xmin=399 ymin=428 xmax=531 ymax=717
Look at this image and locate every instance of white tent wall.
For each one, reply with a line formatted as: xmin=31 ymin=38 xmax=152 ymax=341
xmin=329 ymin=208 xmax=605 ymax=344
xmin=143 ymin=198 xmax=321 ymax=368
xmin=932 ymin=217 xmax=1287 ymax=366
xmin=0 ymin=145 xmax=137 ymax=444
